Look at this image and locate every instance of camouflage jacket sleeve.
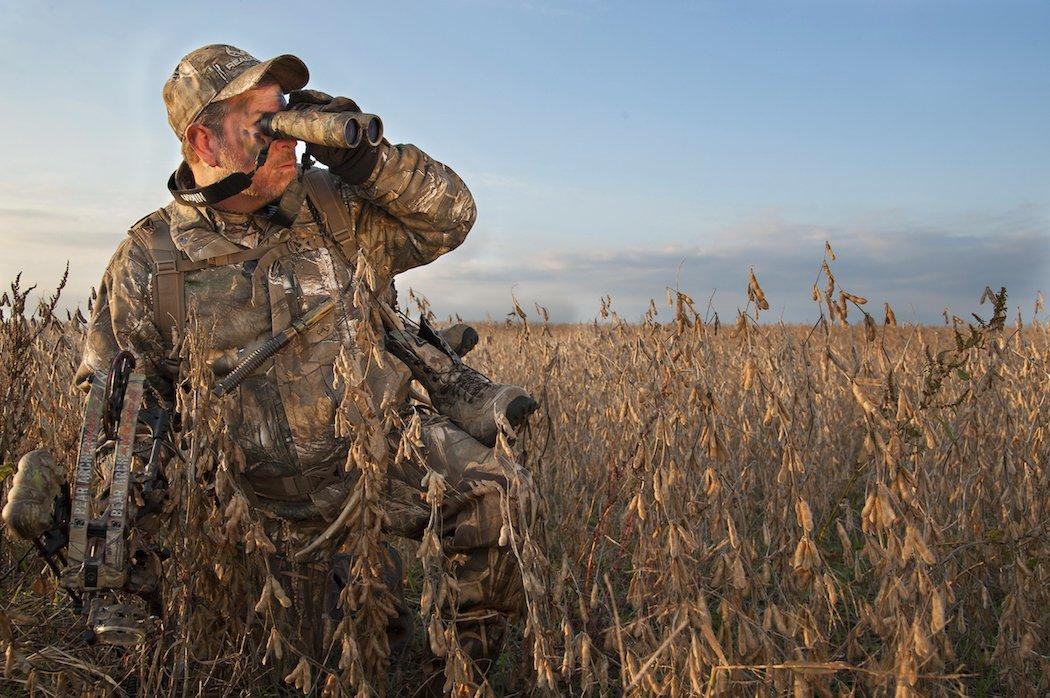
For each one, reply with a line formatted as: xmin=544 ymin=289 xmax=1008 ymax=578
xmin=74 ymin=230 xmax=170 ymax=394
xmin=345 ymin=143 xmax=477 ymax=281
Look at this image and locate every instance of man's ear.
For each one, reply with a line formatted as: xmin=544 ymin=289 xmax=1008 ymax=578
xmin=185 ymin=124 xmax=221 ymax=167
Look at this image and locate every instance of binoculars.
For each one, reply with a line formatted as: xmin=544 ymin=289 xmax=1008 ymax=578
xmin=260 ymin=109 xmax=383 ymax=149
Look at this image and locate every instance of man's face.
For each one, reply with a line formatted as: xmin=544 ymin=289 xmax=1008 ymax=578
xmin=214 ymin=83 xmax=297 ymax=201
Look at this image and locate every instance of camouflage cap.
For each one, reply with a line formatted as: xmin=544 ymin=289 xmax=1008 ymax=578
xmin=163 ymin=44 xmax=309 ymax=140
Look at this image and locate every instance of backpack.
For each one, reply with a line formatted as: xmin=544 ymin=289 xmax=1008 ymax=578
xmin=128 ymin=168 xmax=354 ymax=349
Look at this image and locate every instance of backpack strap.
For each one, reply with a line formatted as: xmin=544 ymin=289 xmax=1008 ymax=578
xmin=303 ymin=167 xmax=400 ymax=306
xmin=303 ymin=168 xmax=355 ymax=252
xmin=129 ymin=210 xmax=328 ymax=344
xmin=127 ymin=173 xmax=353 ymax=363
xmin=128 ymin=209 xmax=188 ymax=348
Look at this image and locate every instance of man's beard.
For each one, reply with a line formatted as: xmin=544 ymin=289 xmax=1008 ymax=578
xmin=215 ymin=142 xmax=294 ymax=202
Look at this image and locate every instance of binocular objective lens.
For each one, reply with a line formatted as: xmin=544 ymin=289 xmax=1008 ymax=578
xmin=343 ymin=120 xmax=362 ymax=149
xmin=366 ymin=118 xmax=381 ymax=146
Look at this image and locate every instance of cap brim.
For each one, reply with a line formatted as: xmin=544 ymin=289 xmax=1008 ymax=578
xmin=214 ymin=53 xmax=309 ymax=102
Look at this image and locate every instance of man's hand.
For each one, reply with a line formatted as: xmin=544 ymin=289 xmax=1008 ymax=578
xmin=287 ymin=89 xmax=385 ymax=185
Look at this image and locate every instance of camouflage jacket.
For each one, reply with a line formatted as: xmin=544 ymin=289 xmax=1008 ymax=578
xmin=76 ymin=144 xmax=476 ymax=513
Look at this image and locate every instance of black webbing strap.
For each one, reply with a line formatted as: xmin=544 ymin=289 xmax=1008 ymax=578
xmin=166 ymin=160 xmax=258 ymax=208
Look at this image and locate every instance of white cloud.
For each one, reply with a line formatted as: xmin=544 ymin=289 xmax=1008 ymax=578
xmin=400 ymin=206 xmax=1049 ymax=324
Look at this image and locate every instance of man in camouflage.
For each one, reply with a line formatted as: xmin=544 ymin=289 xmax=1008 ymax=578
xmin=75 ymin=44 xmax=527 ymax=689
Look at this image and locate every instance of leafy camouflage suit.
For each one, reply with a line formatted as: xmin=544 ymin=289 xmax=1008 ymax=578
xmin=75 ymin=139 xmax=526 ymax=677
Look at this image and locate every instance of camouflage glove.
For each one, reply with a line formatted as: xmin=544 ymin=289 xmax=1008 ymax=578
xmin=287 ymin=89 xmax=384 ymax=185
xmin=2 ymin=450 xmax=64 ymax=540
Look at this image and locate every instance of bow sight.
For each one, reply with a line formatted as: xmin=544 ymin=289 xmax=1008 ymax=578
xmin=2 ymin=351 xmax=171 ymax=646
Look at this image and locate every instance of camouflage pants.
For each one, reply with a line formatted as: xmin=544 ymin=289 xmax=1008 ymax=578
xmin=264 ymin=414 xmax=529 ymax=683
xmin=388 ymin=415 xmax=525 ymax=612
xmin=386 ymin=415 xmax=529 ymax=674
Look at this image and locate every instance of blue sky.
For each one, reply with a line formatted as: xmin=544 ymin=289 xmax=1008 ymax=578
xmin=1 ymin=0 xmax=1047 ymax=323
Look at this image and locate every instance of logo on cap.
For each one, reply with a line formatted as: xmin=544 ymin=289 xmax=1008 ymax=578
xmin=211 ymin=52 xmax=257 ymax=81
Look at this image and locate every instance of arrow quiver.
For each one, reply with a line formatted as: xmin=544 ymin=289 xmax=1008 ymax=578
xmin=2 ymin=351 xmax=171 ymax=646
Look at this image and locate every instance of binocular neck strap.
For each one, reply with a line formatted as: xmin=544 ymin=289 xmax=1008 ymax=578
xmin=167 ymin=147 xmax=270 ymax=207
xmin=168 ymin=170 xmax=253 ymax=207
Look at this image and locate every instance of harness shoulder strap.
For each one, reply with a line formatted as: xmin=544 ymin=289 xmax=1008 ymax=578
xmin=303 ymin=168 xmax=354 ymax=248
xmin=303 ymin=167 xmax=399 ymax=306
xmin=128 ymin=209 xmax=187 ymax=347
